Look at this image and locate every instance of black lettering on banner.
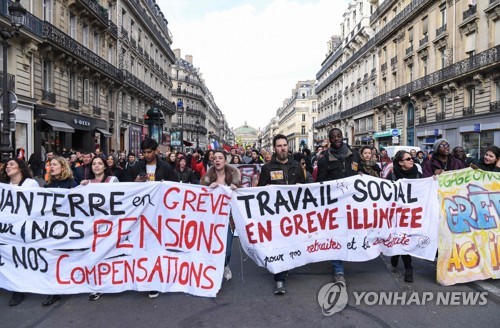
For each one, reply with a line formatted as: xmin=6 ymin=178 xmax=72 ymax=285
xmin=347 ymin=237 xmax=357 ymax=250
xmin=289 ymin=250 xmax=301 ymax=259
xmin=362 ymin=236 xmax=370 ymax=250
xmin=0 ymin=222 xmax=15 ymax=235
xmin=263 ymin=254 xmax=284 ymax=267
xmin=12 ymin=246 xmax=48 ymax=273
xmin=132 ymin=194 xmax=154 ymax=207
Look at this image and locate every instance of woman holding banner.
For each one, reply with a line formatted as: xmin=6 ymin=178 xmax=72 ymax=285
xmin=43 ymin=156 xmax=77 ymax=306
xmin=389 ymin=150 xmax=422 ymax=283
xmin=201 ymin=150 xmax=241 ymax=282
xmin=0 ymin=158 xmax=39 ymax=306
xmin=81 ymin=156 xmax=118 ymax=301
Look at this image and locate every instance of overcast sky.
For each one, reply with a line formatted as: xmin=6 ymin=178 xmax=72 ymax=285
xmin=157 ymin=0 xmax=350 ymax=131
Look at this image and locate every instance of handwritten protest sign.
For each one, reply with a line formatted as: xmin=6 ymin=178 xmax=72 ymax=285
xmin=231 ymin=175 xmax=439 ymax=274
xmin=0 ymin=182 xmax=231 ymax=297
xmin=232 ymin=164 xmax=262 ymax=188
xmin=436 ymin=168 xmax=500 ymax=286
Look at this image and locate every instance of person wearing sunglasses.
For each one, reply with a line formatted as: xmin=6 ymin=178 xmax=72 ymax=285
xmin=422 ymin=139 xmax=464 ymax=177
xmin=389 ymin=150 xmax=423 ymax=282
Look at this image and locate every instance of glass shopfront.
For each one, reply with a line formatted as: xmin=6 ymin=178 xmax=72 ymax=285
xmin=462 ymin=131 xmax=494 ymax=162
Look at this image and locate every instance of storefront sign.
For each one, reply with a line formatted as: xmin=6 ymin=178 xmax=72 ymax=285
xmin=374 ymin=129 xmax=401 ymax=138
xmin=73 ymin=118 xmax=91 ymax=127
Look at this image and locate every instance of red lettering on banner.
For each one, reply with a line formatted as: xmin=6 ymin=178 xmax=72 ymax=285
xmin=140 ymin=215 xmax=162 ymax=248
xmin=280 ymin=208 xmax=339 ymax=238
xmin=373 ymin=233 xmax=410 ymax=247
xmin=163 ymin=187 xmax=180 ymax=209
xmin=162 ymin=187 xmax=231 ymax=215
xmin=183 ymin=190 xmax=197 ymax=211
xmin=117 ymin=217 xmax=137 ymax=249
xmin=411 ymin=207 xmax=423 ymax=228
xmin=92 ymin=219 xmax=113 ymax=252
xmin=56 ymin=254 xmax=70 ymax=284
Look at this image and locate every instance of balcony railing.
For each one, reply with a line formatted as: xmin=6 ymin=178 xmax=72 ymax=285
xmin=108 ymin=111 xmax=115 ymax=120
xmin=436 ymin=24 xmax=447 ymax=36
xmin=419 ymin=116 xmax=427 ymax=124
xmin=79 ymin=0 xmax=108 ymax=26
xmin=381 ymin=62 xmax=387 ymax=71
xmin=381 ymin=124 xmax=387 ymax=131
xmin=491 ymin=0 xmax=499 ymax=5
xmin=390 ymin=123 xmax=397 ymax=129
xmin=463 ymin=107 xmax=475 ymax=117
xmin=0 ymin=72 xmax=15 ymax=91
xmin=419 ymin=35 xmax=428 ymax=47
xmin=436 ymin=112 xmax=445 ymax=121
xmin=42 ymin=90 xmax=56 ymax=103
xmin=121 ymin=112 xmax=129 ymax=120
xmin=122 ymin=70 xmax=157 ymax=99
xmin=131 ymin=115 xmax=137 ymax=122
xmin=43 ymin=23 xmax=122 ymax=81
xmin=314 ymin=44 xmax=500 ymax=130
xmin=463 ymin=5 xmax=477 ymax=20
xmin=68 ymin=98 xmax=79 ymax=110
xmin=490 ymin=100 xmax=500 ymax=112
xmin=93 ymin=106 xmax=101 ymax=116
xmin=391 ymin=56 xmax=398 ymax=66
xmin=406 ymin=45 xmax=414 ymax=55
xmin=121 ymin=27 xmax=128 ymax=39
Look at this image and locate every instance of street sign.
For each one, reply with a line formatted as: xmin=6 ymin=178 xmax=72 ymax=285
xmin=434 ymin=129 xmax=439 ymax=136
xmin=474 ymin=123 xmax=481 ymax=132
xmin=391 ymin=129 xmax=399 ymax=137
xmin=0 ymin=91 xmax=18 ymax=112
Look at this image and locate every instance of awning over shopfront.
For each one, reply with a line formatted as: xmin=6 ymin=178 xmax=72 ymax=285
xmin=96 ymin=128 xmax=112 ymax=138
xmin=43 ymin=119 xmax=75 ymax=133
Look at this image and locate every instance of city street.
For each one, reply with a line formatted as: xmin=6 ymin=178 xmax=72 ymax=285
xmin=2 ymin=237 xmax=500 ymax=328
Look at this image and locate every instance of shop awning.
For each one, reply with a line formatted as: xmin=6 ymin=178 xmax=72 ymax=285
xmin=96 ymin=128 xmax=112 ymax=138
xmin=43 ymin=119 xmax=75 ymax=133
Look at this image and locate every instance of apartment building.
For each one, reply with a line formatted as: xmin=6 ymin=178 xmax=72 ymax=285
xmin=315 ymin=0 xmax=500 ymax=159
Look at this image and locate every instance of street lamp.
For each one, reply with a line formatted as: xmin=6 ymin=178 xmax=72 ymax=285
xmin=388 ymin=96 xmax=401 ymax=128
xmin=1 ymin=0 xmax=26 ymax=160
xmin=195 ymin=119 xmax=200 ymax=150
xmin=176 ymin=99 xmax=184 ymax=152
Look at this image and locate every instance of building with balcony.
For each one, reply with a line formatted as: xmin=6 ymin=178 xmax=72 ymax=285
xmin=314 ymin=0 xmax=500 ymax=159
xmin=266 ymin=80 xmax=318 ymax=152
xmin=171 ymin=49 xmax=233 ymax=151
xmin=0 ymin=0 xmax=177 ymax=158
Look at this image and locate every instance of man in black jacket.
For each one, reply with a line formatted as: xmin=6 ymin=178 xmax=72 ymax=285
xmin=258 ymin=134 xmax=305 ymax=295
xmin=124 ymin=138 xmax=176 ymax=298
xmin=316 ymin=128 xmax=360 ymax=285
xmin=126 ymin=138 xmax=177 ymax=183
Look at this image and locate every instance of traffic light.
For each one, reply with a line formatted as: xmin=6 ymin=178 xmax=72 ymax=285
xmin=9 ymin=113 xmax=16 ymax=132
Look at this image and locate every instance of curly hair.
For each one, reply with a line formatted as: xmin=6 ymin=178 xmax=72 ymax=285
xmin=47 ymin=156 xmax=74 ymax=183
xmin=0 ymin=158 xmax=34 ymax=183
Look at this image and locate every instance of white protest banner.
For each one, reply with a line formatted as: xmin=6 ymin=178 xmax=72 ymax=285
xmin=0 ymin=182 xmax=231 ymax=297
xmin=231 ymin=175 xmax=439 ymax=274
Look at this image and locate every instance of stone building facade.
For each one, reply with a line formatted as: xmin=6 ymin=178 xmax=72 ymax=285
xmin=314 ymin=0 xmax=500 ymax=159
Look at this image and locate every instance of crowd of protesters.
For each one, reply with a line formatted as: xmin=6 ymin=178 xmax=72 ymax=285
xmin=1 ymin=134 xmax=499 ymax=305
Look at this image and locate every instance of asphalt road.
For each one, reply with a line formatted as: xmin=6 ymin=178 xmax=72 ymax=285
xmin=2 ymin=237 xmax=500 ymax=328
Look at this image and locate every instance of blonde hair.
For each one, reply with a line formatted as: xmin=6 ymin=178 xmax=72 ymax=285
xmin=48 ymin=156 xmax=74 ymax=183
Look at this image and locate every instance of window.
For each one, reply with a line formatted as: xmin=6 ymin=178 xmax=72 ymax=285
xmin=43 ymin=61 xmax=53 ymax=92
xmin=440 ymin=49 xmax=446 ymax=68
xmin=495 ymin=80 xmax=500 ymax=101
xmin=108 ymin=44 xmax=113 ymax=63
xmin=467 ymin=88 xmax=475 ymax=108
xmin=93 ymin=82 xmax=99 ymax=106
xmin=302 ymin=114 xmax=306 ymax=121
xmin=408 ymin=27 xmax=413 ymax=48
xmin=83 ymin=78 xmax=89 ymax=105
xmin=301 ymin=126 xmax=306 ymax=135
xmin=422 ymin=16 xmax=428 ymax=37
xmin=440 ymin=6 xmax=447 ymax=26
xmin=70 ymin=14 xmax=77 ymax=38
xmin=69 ymin=72 xmax=77 ymax=99
xmin=93 ymin=32 xmax=99 ymax=54
xmin=439 ymin=96 xmax=446 ymax=113
xmin=408 ymin=66 xmax=413 ymax=82
xmin=43 ymin=0 xmax=53 ymax=23
xmin=83 ymin=24 xmax=89 ymax=47
xmin=422 ymin=58 xmax=428 ymax=76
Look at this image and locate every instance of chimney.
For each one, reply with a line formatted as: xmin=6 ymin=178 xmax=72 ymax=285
xmin=185 ymin=55 xmax=193 ymax=64
xmin=173 ymin=48 xmax=181 ymax=59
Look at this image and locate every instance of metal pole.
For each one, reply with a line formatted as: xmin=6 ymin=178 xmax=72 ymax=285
xmin=1 ymin=41 xmax=12 ymax=160
xmin=180 ymin=108 xmax=184 ymax=153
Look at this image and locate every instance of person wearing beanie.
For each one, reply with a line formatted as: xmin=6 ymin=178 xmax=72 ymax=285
xmin=422 ymin=139 xmax=464 ymax=177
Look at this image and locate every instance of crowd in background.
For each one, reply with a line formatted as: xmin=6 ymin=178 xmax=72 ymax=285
xmin=1 ymin=135 xmax=499 ymax=304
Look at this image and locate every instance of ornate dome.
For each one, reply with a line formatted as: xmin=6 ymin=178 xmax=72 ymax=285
xmin=233 ymin=121 xmax=259 ymax=135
